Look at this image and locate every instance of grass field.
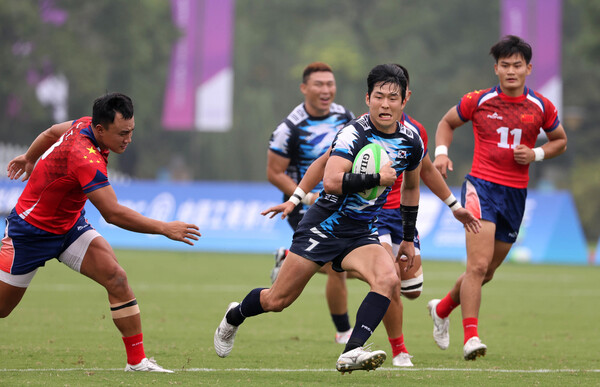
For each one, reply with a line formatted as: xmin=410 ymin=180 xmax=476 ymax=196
xmin=1 ymin=250 xmax=599 ymax=386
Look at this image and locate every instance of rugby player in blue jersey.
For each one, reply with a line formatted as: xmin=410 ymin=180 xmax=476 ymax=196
xmin=215 ymin=64 xmax=423 ymax=373
xmin=266 ymin=62 xmax=356 ymax=344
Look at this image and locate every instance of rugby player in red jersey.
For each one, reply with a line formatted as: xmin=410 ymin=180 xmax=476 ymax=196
xmin=428 ymin=35 xmax=567 ymax=360
xmin=1 ymin=93 xmax=200 ymax=372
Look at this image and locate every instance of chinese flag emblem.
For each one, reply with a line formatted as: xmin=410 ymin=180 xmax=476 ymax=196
xmin=521 ymin=114 xmax=534 ymax=123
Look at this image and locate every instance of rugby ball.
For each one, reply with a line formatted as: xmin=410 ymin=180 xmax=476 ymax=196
xmin=352 ymin=143 xmax=390 ymax=200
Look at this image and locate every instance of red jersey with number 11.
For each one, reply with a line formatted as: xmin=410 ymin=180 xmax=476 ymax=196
xmin=456 ymin=85 xmax=559 ymax=188
xmin=15 ymin=117 xmax=111 ymax=234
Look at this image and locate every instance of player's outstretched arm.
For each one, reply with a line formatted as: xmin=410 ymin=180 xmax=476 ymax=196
xmin=87 ymin=186 xmax=201 ymax=245
xmin=261 ymin=201 xmax=296 ymax=220
xmin=433 ymin=106 xmax=465 ymax=179
xmin=7 ymin=121 xmax=72 ymax=181
xmin=261 ymin=149 xmax=332 ymax=219
xmin=420 ymin=154 xmax=481 ymax=233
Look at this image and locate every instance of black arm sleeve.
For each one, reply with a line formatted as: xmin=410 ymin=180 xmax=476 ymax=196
xmin=341 ymin=173 xmax=380 ymax=194
xmin=401 ymin=205 xmax=419 ymax=241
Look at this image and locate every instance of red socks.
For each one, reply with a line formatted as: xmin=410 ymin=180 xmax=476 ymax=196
xmin=436 ymin=292 xmax=460 ymax=319
xmin=463 ymin=317 xmax=479 ymax=343
xmin=388 ymin=335 xmax=408 ymax=357
xmin=122 ymin=333 xmax=146 ymax=365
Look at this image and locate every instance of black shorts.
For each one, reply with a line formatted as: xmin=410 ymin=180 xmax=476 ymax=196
xmin=289 ymin=205 xmax=380 ymax=272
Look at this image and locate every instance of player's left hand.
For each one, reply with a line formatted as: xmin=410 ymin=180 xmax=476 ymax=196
xmin=397 ymin=240 xmax=415 ymax=271
xmin=513 ymin=144 xmax=535 ymax=165
xmin=163 ymin=221 xmax=201 ymax=245
xmin=261 ymin=201 xmax=296 ymax=220
xmin=453 ymin=207 xmax=482 ymax=233
xmin=7 ymin=154 xmax=35 ymax=181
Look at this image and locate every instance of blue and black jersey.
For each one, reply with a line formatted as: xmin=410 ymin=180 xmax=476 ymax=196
xmin=269 ymin=102 xmax=355 ymax=195
xmin=315 ymin=114 xmax=424 ymax=223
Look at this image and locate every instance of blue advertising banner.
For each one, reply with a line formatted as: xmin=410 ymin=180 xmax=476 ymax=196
xmin=417 ymin=189 xmax=589 ymax=264
xmin=0 ymin=180 xmax=590 ymax=264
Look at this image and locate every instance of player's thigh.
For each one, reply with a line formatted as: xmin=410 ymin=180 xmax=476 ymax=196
xmin=322 ymin=263 xmax=347 ymax=281
xmin=78 ymin=236 xmax=125 ymax=286
xmin=0 ymin=279 xmax=28 ymax=316
xmin=486 ymin=239 xmax=513 ymax=278
xmin=465 ymin=220 xmax=497 ymax=271
xmin=269 ymin=252 xmax=321 ymax=305
xmin=341 ymin=244 xmax=398 ymax=295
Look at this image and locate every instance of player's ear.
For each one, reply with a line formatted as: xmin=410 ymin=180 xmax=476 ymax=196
xmin=365 ymin=92 xmax=370 ymax=107
xmin=300 ymin=82 xmax=307 ymax=96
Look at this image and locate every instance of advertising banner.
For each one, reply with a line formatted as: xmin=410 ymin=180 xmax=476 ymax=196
xmin=0 ymin=180 xmax=590 ymax=264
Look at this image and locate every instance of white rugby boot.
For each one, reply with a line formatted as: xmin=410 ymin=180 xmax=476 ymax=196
xmin=427 ymin=299 xmax=450 ymax=350
xmin=336 ymin=344 xmax=386 ymax=374
xmin=124 ymin=357 xmax=173 ymax=373
xmin=463 ymin=336 xmax=487 ymax=360
xmin=214 ymin=302 xmax=240 ymax=358
xmin=392 ymin=352 xmax=414 ymax=367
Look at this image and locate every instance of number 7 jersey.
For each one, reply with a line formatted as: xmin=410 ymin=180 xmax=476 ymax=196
xmin=456 ymin=85 xmax=560 ymax=188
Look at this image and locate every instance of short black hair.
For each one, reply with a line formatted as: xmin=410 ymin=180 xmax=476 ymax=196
xmin=393 ymin=64 xmax=410 ymax=87
xmin=367 ymin=64 xmax=407 ymax=101
xmin=92 ymin=93 xmax=134 ymax=128
xmin=489 ymin=35 xmax=532 ymax=64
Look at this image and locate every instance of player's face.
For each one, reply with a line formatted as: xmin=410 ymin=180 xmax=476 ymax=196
xmin=366 ymin=81 xmax=407 ymax=133
xmin=96 ymin=112 xmax=135 ymax=154
xmin=300 ymin=71 xmax=336 ymax=117
xmin=494 ymin=53 xmax=532 ymax=97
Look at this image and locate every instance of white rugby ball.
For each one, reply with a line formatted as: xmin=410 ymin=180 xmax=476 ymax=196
xmin=352 ymin=143 xmax=390 ymax=200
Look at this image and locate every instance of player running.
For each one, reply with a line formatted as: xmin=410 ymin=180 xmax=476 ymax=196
xmin=215 ymin=64 xmax=423 ymax=373
xmin=2 ymin=93 xmax=200 ymax=372
xmin=267 ymin=62 xmax=356 ymax=344
xmin=428 ymin=35 xmax=567 ymax=360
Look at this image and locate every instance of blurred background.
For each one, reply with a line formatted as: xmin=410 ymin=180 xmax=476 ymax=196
xmin=0 ymin=0 xmax=598 ymax=254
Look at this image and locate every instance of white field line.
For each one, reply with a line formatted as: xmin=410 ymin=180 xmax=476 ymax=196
xmin=1 ymin=367 xmax=599 ymax=373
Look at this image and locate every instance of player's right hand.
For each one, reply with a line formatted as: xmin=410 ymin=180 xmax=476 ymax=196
xmin=7 ymin=154 xmax=34 ymax=182
xmin=164 ymin=221 xmax=201 ymax=245
xmin=261 ymin=201 xmax=296 ymax=220
xmin=433 ymin=155 xmax=453 ymax=179
xmin=397 ymin=240 xmax=415 ymax=271
xmin=379 ymin=161 xmax=397 ymax=186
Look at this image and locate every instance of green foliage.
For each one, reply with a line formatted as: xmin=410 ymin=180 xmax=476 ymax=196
xmin=1 ymin=250 xmax=599 ymax=386
xmin=1 ymin=1 xmax=600 ymax=239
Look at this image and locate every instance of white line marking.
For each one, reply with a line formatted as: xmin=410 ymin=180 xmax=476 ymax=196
xmin=1 ymin=367 xmax=599 ymax=373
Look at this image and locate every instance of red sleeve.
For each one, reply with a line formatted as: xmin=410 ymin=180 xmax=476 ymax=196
xmin=456 ymin=89 xmax=488 ymax=122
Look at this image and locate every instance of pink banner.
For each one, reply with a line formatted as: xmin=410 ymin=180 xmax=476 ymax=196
xmin=162 ymin=0 xmax=234 ymax=131
xmin=501 ymin=0 xmax=562 ymax=115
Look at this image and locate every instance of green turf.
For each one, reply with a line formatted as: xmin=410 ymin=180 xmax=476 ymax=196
xmin=1 ymin=250 xmax=599 ymax=386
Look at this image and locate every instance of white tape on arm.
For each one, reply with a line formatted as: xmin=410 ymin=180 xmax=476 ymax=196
xmin=288 ymin=187 xmax=306 ymax=206
xmin=435 ymin=145 xmax=448 ymax=158
xmin=533 ymin=147 xmax=545 ymax=162
xmin=443 ymin=193 xmax=462 ymax=212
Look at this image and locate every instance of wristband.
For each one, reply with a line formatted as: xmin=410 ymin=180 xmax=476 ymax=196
xmin=533 ymin=147 xmax=545 ymax=162
xmin=301 ymin=192 xmax=317 ymax=205
xmin=434 ymin=145 xmax=448 ymax=158
xmin=288 ymin=187 xmax=306 ymax=206
xmin=443 ymin=193 xmax=462 ymax=212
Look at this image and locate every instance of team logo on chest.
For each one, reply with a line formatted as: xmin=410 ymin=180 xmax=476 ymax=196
xmin=487 ymin=112 xmax=503 ymax=120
